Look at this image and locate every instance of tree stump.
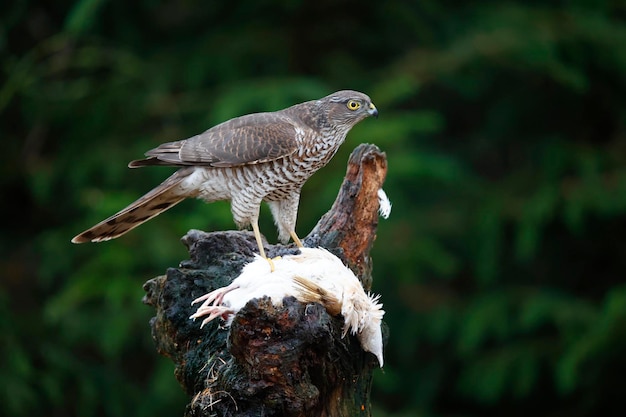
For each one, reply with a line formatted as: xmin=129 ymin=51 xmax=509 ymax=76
xmin=142 ymin=144 xmax=388 ymax=417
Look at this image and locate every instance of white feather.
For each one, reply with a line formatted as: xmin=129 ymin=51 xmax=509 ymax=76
xmin=190 ymin=247 xmax=385 ymax=367
xmin=377 ymin=188 xmax=392 ymax=219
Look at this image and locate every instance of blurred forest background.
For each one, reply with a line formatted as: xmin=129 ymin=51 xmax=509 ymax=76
xmin=2 ymin=1 xmax=626 ymax=416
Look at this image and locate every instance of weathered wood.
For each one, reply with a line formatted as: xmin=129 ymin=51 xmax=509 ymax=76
xmin=304 ymin=143 xmax=388 ymax=290
xmin=143 ymin=144 xmax=388 ymax=417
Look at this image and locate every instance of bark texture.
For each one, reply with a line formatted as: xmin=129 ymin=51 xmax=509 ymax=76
xmin=142 ymin=144 xmax=388 ymax=417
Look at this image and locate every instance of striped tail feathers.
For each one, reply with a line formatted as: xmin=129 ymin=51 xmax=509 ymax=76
xmin=71 ymin=168 xmax=193 ymax=243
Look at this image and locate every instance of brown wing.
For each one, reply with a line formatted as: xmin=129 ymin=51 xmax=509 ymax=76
xmin=129 ymin=112 xmax=301 ymax=168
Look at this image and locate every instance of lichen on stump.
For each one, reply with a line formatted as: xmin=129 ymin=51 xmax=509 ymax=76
xmin=142 ymin=144 xmax=388 ymax=417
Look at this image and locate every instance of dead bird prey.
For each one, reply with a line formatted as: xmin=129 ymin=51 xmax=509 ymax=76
xmin=190 ymin=247 xmax=385 ymax=367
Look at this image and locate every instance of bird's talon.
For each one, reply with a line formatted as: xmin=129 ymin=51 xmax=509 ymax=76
xmin=266 ymin=257 xmax=276 ymax=272
xmin=290 ymin=231 xmax=304 ymax=248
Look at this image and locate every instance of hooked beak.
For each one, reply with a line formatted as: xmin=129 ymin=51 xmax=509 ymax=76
xmin=368 ymin=102 xmax=378 ymax=118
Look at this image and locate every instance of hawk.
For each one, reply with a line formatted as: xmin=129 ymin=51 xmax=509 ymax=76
xmin=72 ymin=90 xmax=378 ymax=262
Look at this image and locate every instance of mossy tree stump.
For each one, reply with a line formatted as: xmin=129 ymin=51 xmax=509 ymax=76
xmin=143 ymin=144 xmax=388 ymax=417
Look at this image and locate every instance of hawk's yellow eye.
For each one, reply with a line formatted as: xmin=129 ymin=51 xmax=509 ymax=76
xmin=346 ymin=100 xmax=361 ymax=110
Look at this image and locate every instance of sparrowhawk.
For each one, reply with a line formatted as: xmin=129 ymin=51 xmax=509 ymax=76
xmin=71 ymin=90 xmax=378 ymax=262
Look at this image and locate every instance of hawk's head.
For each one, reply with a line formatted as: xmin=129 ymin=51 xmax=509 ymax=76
xmin=323 ymin=90 xmax=378 ymax=126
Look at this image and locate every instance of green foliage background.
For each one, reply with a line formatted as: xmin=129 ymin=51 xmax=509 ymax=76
xmin=2 ymin=1 xmax=626 ymax=416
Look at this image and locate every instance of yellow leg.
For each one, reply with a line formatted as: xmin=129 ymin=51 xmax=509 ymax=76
xmin=290 ymin=230 xmax=304 ymax=248
xmin=251 ymin=221 xmax=276 ymax=272
xmin=251 ymin=221 xmax=267 ymax=259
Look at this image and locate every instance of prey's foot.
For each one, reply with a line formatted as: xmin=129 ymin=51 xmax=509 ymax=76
xmin=190 ymin=305 xmax=234 ymax=328
xmin=191 ymin=283 xmax=239 ymax=308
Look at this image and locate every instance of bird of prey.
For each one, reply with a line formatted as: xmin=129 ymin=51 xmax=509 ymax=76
xmin=189 ymin=247 xmax=385 ymax=367
xmin=71 ymin=90 xmax=378 ymax=261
